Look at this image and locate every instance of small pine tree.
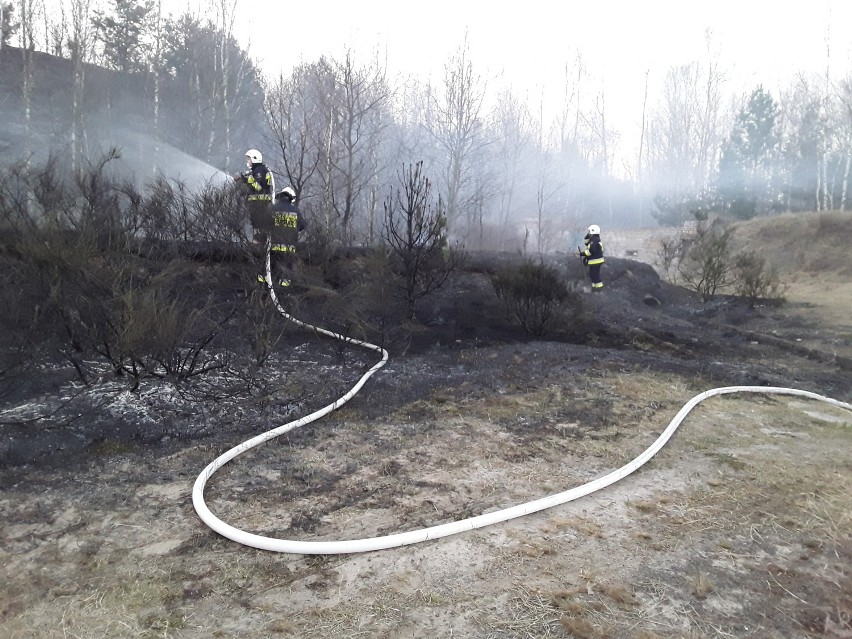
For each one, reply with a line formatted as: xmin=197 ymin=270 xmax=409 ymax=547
xmin=383 ymin=161 xmax=458 ymax=319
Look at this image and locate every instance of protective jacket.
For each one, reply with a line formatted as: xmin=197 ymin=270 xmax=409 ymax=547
xmin=239 ymin=163 xmax=274 ymax=201
xmin=270 ymin=198 xmax=305 ymax=252
xmin=580 ymin=233 xmax=604 ymax=265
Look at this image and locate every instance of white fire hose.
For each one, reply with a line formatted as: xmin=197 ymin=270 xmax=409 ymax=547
xmin=192 ymin=248 xmax=852 ymax=554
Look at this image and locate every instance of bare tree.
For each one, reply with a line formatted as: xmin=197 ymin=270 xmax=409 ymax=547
xmin=265 ymin=51 xmax=393 ymax=245
xmin=16 ymin=0 xmax=42 ymax=160
xmin=551 ymin=52 xmax=601 ymax=220
xmin=263 ymin=58 xmax=334 ymax=238
xmin=383 ymin=161 xmax=454 ymax=318
xmin=489 ymin=89 xmax=532 ymax=246
xmin=529 ymin=98 xmax=568 ymax=254
xmin=43 ymin=0 xmax=65 ymax=56
xmin=327 ymin=50 xmax=391 ymax=241
xmin=68 ymin=0 xmax=95 ymax=172
xmin=645 ymin=49 xmax=726 ymax=222
xmin=423 ymin=35 xmax=491 ymax=239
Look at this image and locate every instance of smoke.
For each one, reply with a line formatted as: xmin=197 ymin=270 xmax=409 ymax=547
xmin=98 ymin=128 xmax=231 ymax=192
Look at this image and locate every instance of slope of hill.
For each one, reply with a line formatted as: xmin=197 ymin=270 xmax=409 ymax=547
xmin=731 ymin=210 xmax=852 ymax=280
xmin=729 ymin=211 xmax=852 ymax=357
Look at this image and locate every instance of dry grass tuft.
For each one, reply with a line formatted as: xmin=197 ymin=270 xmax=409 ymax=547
xmin=484 ymin=585 xmax=564 ymax=636
xmin=597 ymin=582 xmax=639 ymax=607
xmin=563 ymin=516 xmax=604 ymax=538
xmin=630 ymin=499 xmax=659 ymax=513
xmin=689 ymin=573 xmax=715 ymax=599
xmin=559 ymin=614 xmax=614 ymax=639
xmin=550 ymin=588 xmax=586 ymax=615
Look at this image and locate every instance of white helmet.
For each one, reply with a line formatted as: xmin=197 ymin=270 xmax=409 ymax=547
xmin=587 ymin=224 xmax=601 ymax=235
xmin=280 ymin=186 xmax=296 ymax=201
xmin=245 ymin=149 xmax=262 ymax=166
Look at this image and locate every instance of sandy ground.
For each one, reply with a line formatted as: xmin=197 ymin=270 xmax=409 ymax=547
xmin=1 ymin=247 xmax=851 ymax=638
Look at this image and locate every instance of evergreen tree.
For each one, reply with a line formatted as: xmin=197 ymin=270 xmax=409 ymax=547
xmin=1 ymin=2 xmax=18 ymax=48
xmin=159 ymin=13 xmax=264 ymax=167
xmin=92 ymin=0 xmax=154 ymax=72
xmin=718 ymin=86 xmax=780 ymax=218
xmin=787 ymin=101 xmax=824 ymax=210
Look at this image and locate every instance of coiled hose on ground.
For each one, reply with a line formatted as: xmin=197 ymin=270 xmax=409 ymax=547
xmin=193 ymin=248 xmax=852 ymax=554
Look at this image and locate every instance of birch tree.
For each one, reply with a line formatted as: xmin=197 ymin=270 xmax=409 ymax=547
xmin=326 ymin=50 xmax=391 ymax=241
xmin=215 ymin=0 xmax=239 ymax=169
xmin=423 ymin=36 xmax=491 ymax=239
xmin=836 ymin=73 xmax=852 ymax=210
xmin=264 ymin=57 xmax=335 ymax=237
xmin=16 ymin=0 xmax=42 ymax=160
xmin=68 ymin=0 xmax=96 ymax=172
xmin=149 ymin=0 xmax=162 ymax=173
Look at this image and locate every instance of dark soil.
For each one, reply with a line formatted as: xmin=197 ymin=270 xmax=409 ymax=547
xmin=2 ymin=251 xmax=848 ymax=475
xmin=1 ymin=242 xmax=850 ymax=639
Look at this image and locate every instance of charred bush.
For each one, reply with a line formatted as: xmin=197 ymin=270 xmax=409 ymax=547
xmin=660 ymin=217 xmax=735 ymax=303
xmin=138 ymin=178 xmax=248 ymax=261
xmin=0 ymin=157 xmax=241 ymax=389
xmin=492 ymin=260 xmax=582 ymax=337
xmin=678 ymin=221 xmax=734 ymax=302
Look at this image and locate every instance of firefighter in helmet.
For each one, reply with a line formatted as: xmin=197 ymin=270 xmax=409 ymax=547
xmin=234 ymin=149 xmax=275 ymax=283
xmin=579 ymin=224 xmax=605 ymax=291
xmin=234 ymin=148 xmax=275 ymax=248
xmin=269 ymin=186 xmax=305 ymax=288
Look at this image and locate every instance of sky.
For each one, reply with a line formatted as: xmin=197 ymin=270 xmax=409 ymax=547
xmin=213 ymin=0 xmax=851 ymax=165
xmin=34 ymin=0 xmax=852 ymax=167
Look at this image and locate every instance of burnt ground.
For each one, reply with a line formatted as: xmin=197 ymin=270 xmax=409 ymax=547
xmin=1 ymin=236 xmax=851 ymax=638
xmin=2 ymin=252 xmax=847 ymax=467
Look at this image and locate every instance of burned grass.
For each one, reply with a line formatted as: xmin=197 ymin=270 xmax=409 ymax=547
xmin=2 ymin=222 xmax=852 ymax=637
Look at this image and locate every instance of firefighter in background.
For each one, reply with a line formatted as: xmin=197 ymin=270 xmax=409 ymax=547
xmin=579 ymin=224 xmax=605 ymax=291
xmin=234 ymin=148 xmax=274 ymax=283
xmin=234 ymin=148 xmax=274 ymax=248
xmin=269 ymin=186 xmax=305 ymax=288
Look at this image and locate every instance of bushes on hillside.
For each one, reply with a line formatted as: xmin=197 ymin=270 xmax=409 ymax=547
xmin=733 ymin=255 xmax=786 ymax=308
xmin=657 ymin=215 xmax=786 ymax=305
xmin=492 ymin=260 xmax=582 ymax=336
xmin=0 ymin=155 xmax=245 ymax=391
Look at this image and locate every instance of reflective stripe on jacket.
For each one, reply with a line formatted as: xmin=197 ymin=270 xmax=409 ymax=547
xmin=270 ymin=199 xmax=304 ymax=248
xmin=244 ymin=163 xmax=273 ymax=200
xmin=581 ymin=235 xmax=605 ymax=265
